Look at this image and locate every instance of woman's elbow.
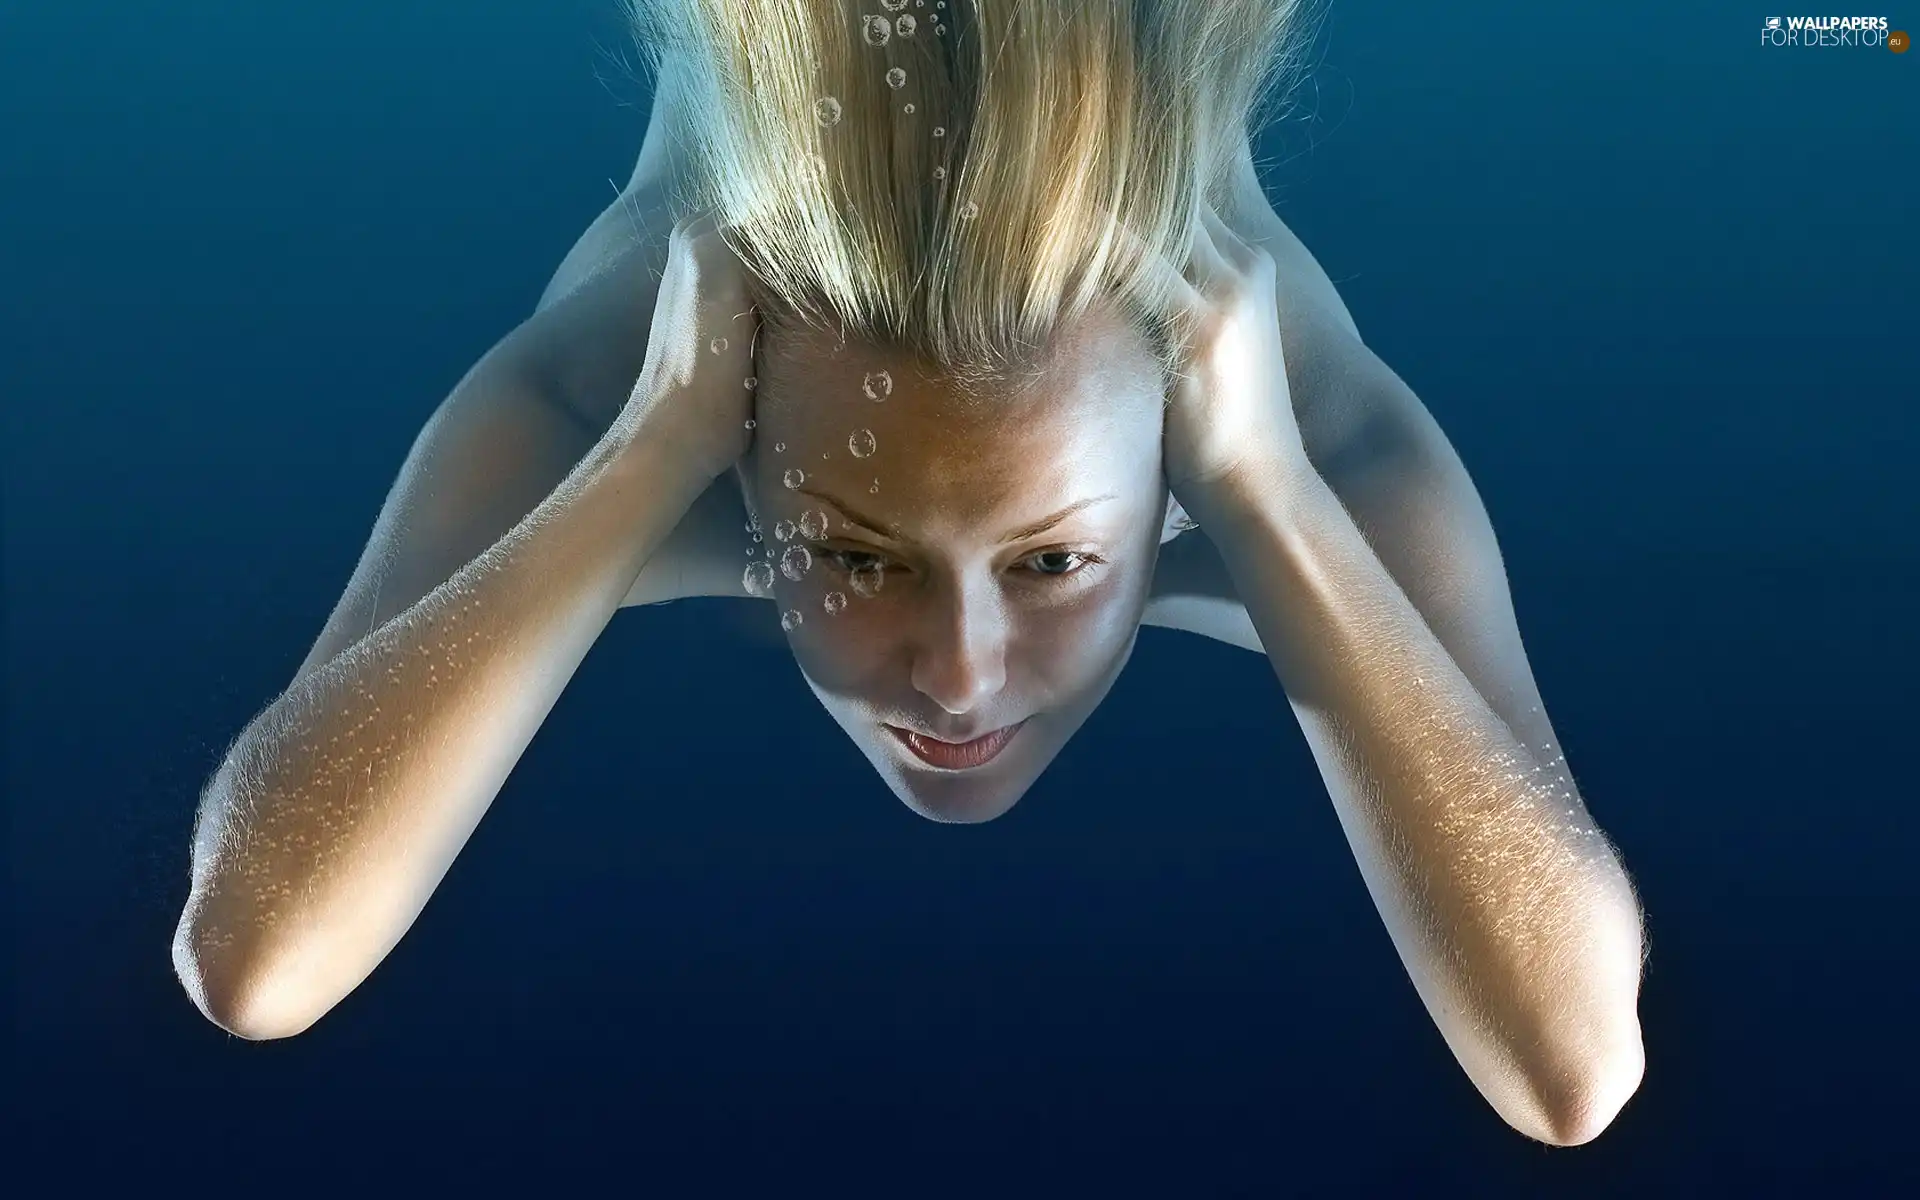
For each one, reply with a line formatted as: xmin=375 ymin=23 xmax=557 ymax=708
xmin=1536 ymin=1033 xmax=1646 ymax=1146
xmin=171 ymin=913 xmax=327 ymax=1042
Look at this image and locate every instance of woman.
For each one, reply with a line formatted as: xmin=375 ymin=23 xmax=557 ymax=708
xmin=172 ymin=0 xmax=1647 ymax=1147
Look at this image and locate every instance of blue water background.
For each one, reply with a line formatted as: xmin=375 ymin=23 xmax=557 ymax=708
xmin=6 ymin=1 xmax=1916 ymax=1192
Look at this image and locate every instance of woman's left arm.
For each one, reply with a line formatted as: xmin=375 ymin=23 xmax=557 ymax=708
xmin=1170 ymin=205 xmax=1648 ymax=1147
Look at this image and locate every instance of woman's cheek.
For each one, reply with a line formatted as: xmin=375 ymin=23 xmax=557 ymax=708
xmin=1043 ymin=578 xmax=1151 ymax=668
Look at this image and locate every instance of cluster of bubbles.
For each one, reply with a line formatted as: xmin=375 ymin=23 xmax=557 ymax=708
xmin=738 ymin=439 xmax=886 ymax=621
xmin=719 ymin=197 xmax=920 ymax=621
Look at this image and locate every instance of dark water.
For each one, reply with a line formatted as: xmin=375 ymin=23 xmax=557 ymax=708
xmin=6 ymin=1 xmax=1916 ymax=1193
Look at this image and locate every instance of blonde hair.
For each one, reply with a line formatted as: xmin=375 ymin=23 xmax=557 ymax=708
xmin=623 ymin=0 xmax=1317 ymax=395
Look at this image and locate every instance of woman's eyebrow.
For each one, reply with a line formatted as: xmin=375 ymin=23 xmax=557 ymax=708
xmin=795 ymin=487 xmax=898 ymax=540
xmin=794 ymin=486 xmax=1117 ymax=544
xmin=994 ymin=495 xmax=1119 ymax=544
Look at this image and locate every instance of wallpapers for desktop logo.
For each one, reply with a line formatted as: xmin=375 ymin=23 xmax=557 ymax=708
xmin=1760 ymin=15 xmax=1908 ymax=49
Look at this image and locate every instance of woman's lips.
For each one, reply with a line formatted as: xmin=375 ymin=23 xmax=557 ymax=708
xmin=885 ymin=721 xmax=1027 ymax=770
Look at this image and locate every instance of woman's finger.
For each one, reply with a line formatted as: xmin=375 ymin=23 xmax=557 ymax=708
xmin=1184 ymin=202 xmax=1236 ymax=289
xmin=1097 ymin=207 xmax=1206 ymax=312
xmin=1196 ymin=203 xmax=1261 ymax=272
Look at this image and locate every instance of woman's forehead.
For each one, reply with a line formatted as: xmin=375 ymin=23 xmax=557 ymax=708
xmin=750 ymin=315 xmax=1165 ymax=517
xmin=760 ymin=337 xmax=1161 ymax=435
xmin=756 ymin=416 xmax=1158 ymax=552
xmin=762 ymin=370 xmax=1158 ymax=497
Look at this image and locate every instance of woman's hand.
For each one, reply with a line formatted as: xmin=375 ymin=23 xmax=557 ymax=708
xmin=617 ymin=210 xmax=761 ymax=484
xmin=1144 ymin=202 xmax=1312 ymax=513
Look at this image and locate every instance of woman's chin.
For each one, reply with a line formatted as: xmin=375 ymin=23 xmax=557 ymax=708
xmin=867 ymin=748 xmax=1036 ymax=821
xmin=888 ymin=777 xmax=1032 ymax=824
xmin=866 ymin=721 xmax=1055 ymax=823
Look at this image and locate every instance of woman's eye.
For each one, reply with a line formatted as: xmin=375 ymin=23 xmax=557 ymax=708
xmin=1019 ymin=550 xmax=1097 ymax=577
xmin=820 ymin=547 xmax=890 ymax=574
xmin=811 ymin=544 xmax=1103 ymax=585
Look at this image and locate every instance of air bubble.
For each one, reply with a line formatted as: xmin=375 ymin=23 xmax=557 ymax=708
xmin=814 ymin=97 xmax=843 ymax=127
xmin=709 ymin=336 xmax=728 ymax=354
xmin=774 ymin=519 xmax=795 ymax=542
xmin=824 ymin=592 xmax=848 ymax=615
xmin=744 ymin=419 xmax=756 ymax=429
xmin=745 ymin=376 xmax=757 ymax=389
xmin=781 ymin=609 xmax=804 ymax=632
xmin=881 ymin=0 xmax=907 ymax=10
xmin=959 ymin=200 xmax=979 ymax=220
xmin=781 ymin=545 xmax=813 ymax=581
xmin=903 ymin=103 xmax=915 ymax=114
xmin=743 ymin=562 xmax=775 ymax=597
xmin=862 ymin=14 xmax=891 ymax=45
xmin=849 ymin=428 xmax=877 ymax=458
xmin=869 ymin=479 xmax=880 ymax=494
xmin=896 ymin=15 xmax=918 ymax=38
xmin=850 ymin=562 xmax=885 ymax=598
xmin=933 ymin=126 xmax=945 ymax=138
xmin=885 ymin=67 xmax=907 ymax=90
xmin=774 ymin=441 xmax=787 ymax=453
xmin=862 ymin=370 xmax=893 ymax=401
xmin=784 ymin=468 xmax=806 ymax=489
xmin=798 ymin=509 xmax=828 ymax=539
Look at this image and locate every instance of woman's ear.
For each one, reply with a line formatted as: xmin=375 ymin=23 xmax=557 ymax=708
xmin=1158 ymin=488 xmax=1200 ymax=545
xmin=733 ymin=457 xmax=759 ymax=519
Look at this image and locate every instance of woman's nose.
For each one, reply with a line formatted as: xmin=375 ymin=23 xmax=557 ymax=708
xmin=909 ymin=580 xmax=1008 ymax=716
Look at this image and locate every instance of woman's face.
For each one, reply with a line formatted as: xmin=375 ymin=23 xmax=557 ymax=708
xmin=741 ymin=305 xmax=1170 ymax=823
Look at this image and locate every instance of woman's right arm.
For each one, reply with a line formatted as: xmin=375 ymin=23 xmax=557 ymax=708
xmin=172 ymin=215 xmax=755 ymax=1040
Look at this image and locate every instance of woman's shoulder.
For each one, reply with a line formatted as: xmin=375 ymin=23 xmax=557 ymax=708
xmin=537 ymin=180 xmax=678 ymax=316
xmin=513 ymin=185 xmax=680 ymax=436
